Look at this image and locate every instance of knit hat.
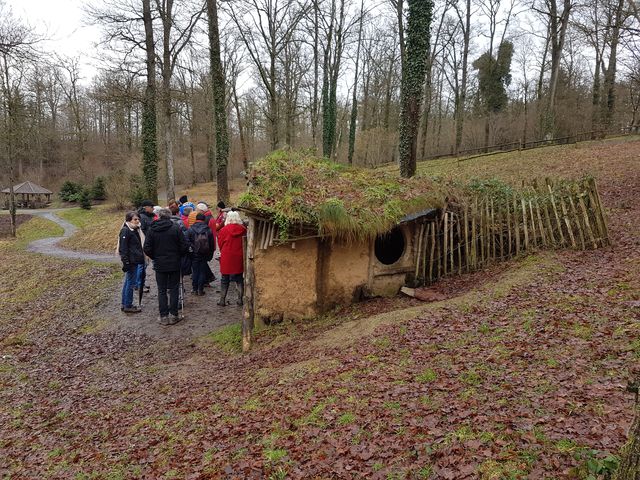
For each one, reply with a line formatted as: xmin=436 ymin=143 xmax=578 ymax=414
xmin=217 ymin=201 xmax=225 ymax=209
xmin=178 ymin=195 xmax=188 ymax=204
xmin=141 ymin=199 xmax=154 ymax=207
xmin=196 ymin=202 xmax=208 ymax=212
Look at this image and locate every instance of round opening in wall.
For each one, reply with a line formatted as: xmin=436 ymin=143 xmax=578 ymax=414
xmin=374 ymin=227 xmax=405 ymax=265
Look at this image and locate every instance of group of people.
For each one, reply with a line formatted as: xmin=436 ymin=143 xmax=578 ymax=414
xmin=118 ymin=195 xmax=247 ymax=325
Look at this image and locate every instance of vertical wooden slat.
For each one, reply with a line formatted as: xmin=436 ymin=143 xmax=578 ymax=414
xmin=591 ymin=178 xmax=609 ymax=245
xmin=567 ymin=192 xmax=585 ymax=250
xmin=471 ymin=198 xmax=478 ymax=269
xmin=559 ymin=195 xmax=577 ymax=249
xmin=415 ymin=223 xmax=425 ymax=280
xmin=528 ymin=198 xmax=537 ymax=247
xmin=490 ymin=198 xmax=496 ymax=260
xmin=548 ymin=184 xmax=566 ymax=246
xmin=578 ymin=191 xmax=598 ymax=249
xmin=443 ymin=212 xmax=448 ymax=276
xmin=242 ymin=217 xmax=256 ymax=352
xmin=464 ymin=205 xmax=470 ymax=272
xmin=449 ymin=213 xmax=455 ymax=273
xmin=429 ymin=221 xmax=436 ymax=283
xmin=521 ymin=197 xmax=529 ymax=251
xmin=506 ymin=198 xmax=512 ymax=257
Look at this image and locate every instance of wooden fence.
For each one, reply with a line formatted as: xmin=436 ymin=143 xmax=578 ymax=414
xmin=412 ymin=177 xmax=609 ymax=286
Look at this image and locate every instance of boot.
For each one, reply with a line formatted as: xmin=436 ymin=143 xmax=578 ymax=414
xmin=217 ymin=282 xmax=229 ymax=306
xmin=236 ymin=281 xmax=244 ymax=306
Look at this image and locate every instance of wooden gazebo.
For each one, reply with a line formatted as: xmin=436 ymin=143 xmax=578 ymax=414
xmin=2 ymin=181 xmax=52 ymax=209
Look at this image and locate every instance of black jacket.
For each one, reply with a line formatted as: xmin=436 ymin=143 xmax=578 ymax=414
xmin=118 ymin=225 xmax=145 ymax=265
xmin=187 ymin=221 xmax=214 ymax=261
xmin=137 ymin=208 xmax=155 ymax=234
xmin=143 ymin=218 xmax=189 ymax=272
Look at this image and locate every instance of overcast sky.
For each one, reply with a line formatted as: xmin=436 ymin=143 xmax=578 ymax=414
xmin=6 ymin=0 xmax=101 ymax=80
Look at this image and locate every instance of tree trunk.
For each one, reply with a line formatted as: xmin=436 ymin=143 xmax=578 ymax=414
xmin=142 ymin=0 xmax=158 ymax=203
xmin=399 ymin=0 xmax=433 ymax=178
xmin=233 ymin=84 xmax=249 ymax=172
xmin=207 ymin=0 xmax=230 ymax=203
xmin=347 ymin=0 xmax=365 ymax=165
xmin=592 ymin=49 xmax=602 ymax=135
xmin=455 ymin=0 xmax=471 ymax=154
xmin=615 ymin=383 xmax=640 ymax=480
xmin=601 ymin=0 xmax=625 ymax=131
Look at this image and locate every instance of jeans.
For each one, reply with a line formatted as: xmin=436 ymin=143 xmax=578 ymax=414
xmin=121 ymin=267 xmax=137 ymax=308
xmin=135 ymin=263 xmax=146 ymax=289
xmin=192 ymin=258 xmax=207 ymax=293
xmin=156 ymin=270 xmax=180 ymax=317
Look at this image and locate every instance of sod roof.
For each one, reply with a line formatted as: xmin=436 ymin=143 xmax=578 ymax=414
xmin=238 ymin=149 xmax=450 ymax=240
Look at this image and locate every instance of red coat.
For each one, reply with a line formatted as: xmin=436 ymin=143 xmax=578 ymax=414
xmin=217 ymin=223 xmax=246 ymax=275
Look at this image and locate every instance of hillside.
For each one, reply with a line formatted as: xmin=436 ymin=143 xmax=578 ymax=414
xmin=0 ymin=138 xmax=639 ymax=478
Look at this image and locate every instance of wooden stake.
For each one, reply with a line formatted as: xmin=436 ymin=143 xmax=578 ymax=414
xmin=429 ymin=222 xmax=436 ymax=283
xmin=443 ymin=212 xmax=448 ymax=275
xmin=521 ymin=198 xmax=529 ymax=250
xmin=506 ymin=199 xmax=512 ymax=257
xmin=567 ymin=192 xmax=586 ymax=250
xmin=490 ymin=198 xmax=496 ymax=260
xmin=464 ymin=204 xmax=470 ymax=272
xmin=591 ymin=178 xmax=609 ymax=245
xmin=559 ymin=195 xmax=577 ymax=249
xmin=513 ymin=194 xmax=520 ymax=255
xmin=528 ymin=198 xmax=537 ymax=247
xmin=547 ymin=184 xmax=566 ymax=246
xmin=449 ymin=213 xmax=455 ymax=273
xmin=415 ymin=223 xmax=425 ymax=279
xmin=422 ymin=222 xmax=429 ymax=282
xmin=578 ymin=191 xmax=598 ymax=249
xmin=456 ymin=213 xmax=463 ymax=275
xmin=471 ymin=198 xmax=478 ymax=269
xmin=242 ymin=217 xmax=256 ymax=352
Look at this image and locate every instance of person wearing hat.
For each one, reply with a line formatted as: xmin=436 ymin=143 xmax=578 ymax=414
xmin=178 ymin=195 xmax=189 ymax=215
xmin=137 ymin=200 xmax=155 ymax=234
xmin=186 ymin=212 xmax=214 ymax=295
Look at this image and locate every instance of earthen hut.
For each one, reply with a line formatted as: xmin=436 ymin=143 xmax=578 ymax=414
xmin=238 ymin=151 xmax=609 ymax=329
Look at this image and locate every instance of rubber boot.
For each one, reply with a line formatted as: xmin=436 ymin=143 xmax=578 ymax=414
xmin=217 ymin=282 xmax=229 ymax=306
xmin=236 ymin=281 xmax=244 ymax=306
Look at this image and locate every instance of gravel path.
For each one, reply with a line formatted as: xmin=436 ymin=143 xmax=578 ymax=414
xmin=24 ymin=210 xmax=119 ymax=263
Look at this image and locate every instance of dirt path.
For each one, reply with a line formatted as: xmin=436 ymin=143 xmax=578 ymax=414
xmin=106 ymin=259 xmax=243 ymax=340
xmin=25 ymin=210 xmax=119 ymax=263
xmin=19 ymin=208 xmax=243 ymax=338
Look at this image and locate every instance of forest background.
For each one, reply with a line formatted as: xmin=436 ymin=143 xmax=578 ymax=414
xmin=1 ymin=0 xmax=639 ymax=199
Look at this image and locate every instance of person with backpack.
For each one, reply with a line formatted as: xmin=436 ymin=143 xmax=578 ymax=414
xmin=143 ymin=208 xmax=189 ymax=325
xmin=186 ymin=213 xmax=214 ymax=296
xmin=216 ymin=210 xmax=247 ymax=306
xmin=118 ymin=211 xmax=145 ymax=313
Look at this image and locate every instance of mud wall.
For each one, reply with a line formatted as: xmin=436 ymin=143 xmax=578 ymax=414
xmin=254 ymin=238 xmax=318 ymax=322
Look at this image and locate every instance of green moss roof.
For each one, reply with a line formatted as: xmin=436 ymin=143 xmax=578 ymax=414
xmin=238 ymin=149 xmax=450 ymax=240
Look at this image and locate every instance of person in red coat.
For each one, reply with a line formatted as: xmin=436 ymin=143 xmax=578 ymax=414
xmin=216 ymin=210 xmax=247 ymax=306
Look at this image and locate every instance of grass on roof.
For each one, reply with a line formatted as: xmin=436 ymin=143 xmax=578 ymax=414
xmin=238 ymin=149 xmax=450 ymax=240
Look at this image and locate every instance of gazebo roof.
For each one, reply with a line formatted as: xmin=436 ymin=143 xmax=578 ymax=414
xmin=1 ymin=181 xmax=52 ymax=195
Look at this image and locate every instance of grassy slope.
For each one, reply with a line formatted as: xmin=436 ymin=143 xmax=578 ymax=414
xmin=1 ymin=139 xmax=639 ymax=478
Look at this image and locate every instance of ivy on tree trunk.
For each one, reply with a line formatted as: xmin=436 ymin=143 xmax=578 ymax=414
xmin=398 ymin=0 xmax=433 ymax=178
xmin=141 ymin=0 xmax=158 ymax=204
xmin=207 ymin=0 xmax=230 ymax=203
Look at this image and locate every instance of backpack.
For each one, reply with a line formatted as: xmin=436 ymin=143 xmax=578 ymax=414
xmin=193 ymin=230 xmax=210 ymax=256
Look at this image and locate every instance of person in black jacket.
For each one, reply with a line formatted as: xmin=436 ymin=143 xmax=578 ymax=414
xmin=186 ymin=213 xmax=214 ymax=295
xmin=118 ymin=211 xmax=145 ymax=313
xmin=143 ymin=208 xmax=189 ymax=325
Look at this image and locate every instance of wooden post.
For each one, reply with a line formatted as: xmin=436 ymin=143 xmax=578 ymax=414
xmin=242 ymin=217 xmax=256 ymax=352
xmin=415 ymin=223 xmax=425 ymax=280
xmin=429 ymin=222 xmax=436 ymax=283
xmin=547 ymin=184 xmax=566 ymax=246
xmin=567 ymin=193 xmax=586 ymax=250
xmin=578 ymin=191 xmax=598 ymax=249
xmin=422 ymin=223 xmax=429 ymax=282
xmin=490 ymin=198 xmax=496 ymax=260
xmin=443 ymin=212 xmax=448 ymax=275
xmin=471 ymin=198 xmax=478 ymax=269
xmin=559 ymin=195 xmax=577 ymax=249
xmin=464 ymin=205 xmax=470 ymax=272
xmin=528 ymin=198 xmax=537 ymax=247
xmin=513 ymin=194 xmax=520 ymax=255
xmin=449 ymin=213 xmax=454 ymax=273
xmin=479 ymin=199 xmax=485 ymax=265
xmin=521 ymin=198 xmax=529 ymax=251
xmin=506 ymin=199 xmax=512 ymax=257
xmin=456 ymin=212 xmax=462 ymax=274
xmin=589 ymin=178 xmax=609 ymax=246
